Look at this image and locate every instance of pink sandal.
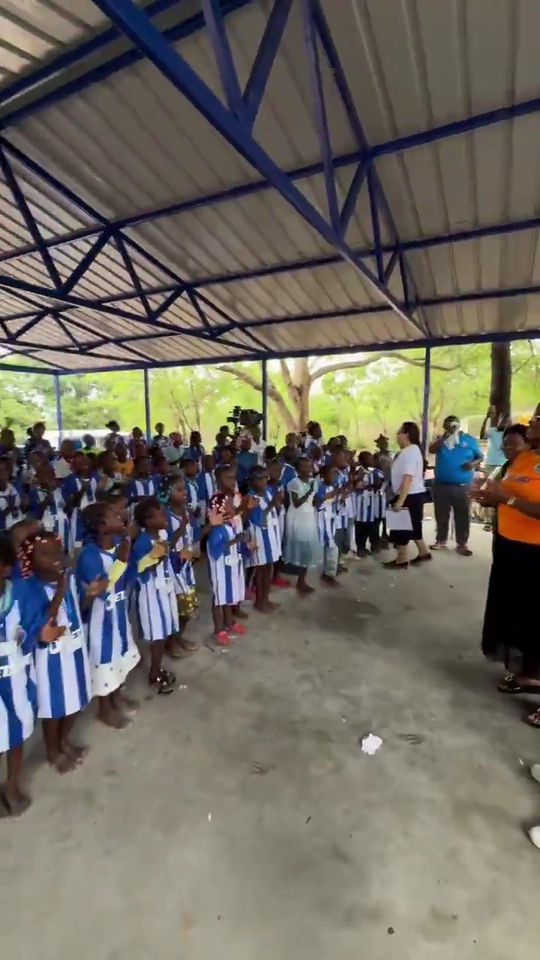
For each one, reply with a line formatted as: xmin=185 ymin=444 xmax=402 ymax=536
xmin=229 ymin=622 xmax=247 ymax=636
xmin=214 ymin=631 xmax=231 ymax=647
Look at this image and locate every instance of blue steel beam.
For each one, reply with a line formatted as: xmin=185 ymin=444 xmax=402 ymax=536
xmin=4 ymin=281 xmax=540 ymax=359
xmin=310 ymin=0 xmax=426 ymax=331
xmin=201 ymin=0 xmax=245 ymax=117
xmin=0 ymin=137 xmax=266 ymax=352
xmin=13 ymin=326 xmax=533 ymax=379
xmin=3 ymin=212 xmax=540 ymax=320
xmin=0 ymin=0 xmax=253 ymax=128
xmin=302 ymin=0 xmax=340 ymax=232
xmin=242 ymin=0 xmax=293 ymax=130
xmin=0 ymin=146 xmax=62 ymax=288
xmin=340 ymin=160 xmax=368 ymax=236
xmin=90 ymin=0 xmax=424 ymax=336
xmin=54 ymin=374 xmax=63 ymax=441
xmin=0 ymin=0 xmax=180 ymax=111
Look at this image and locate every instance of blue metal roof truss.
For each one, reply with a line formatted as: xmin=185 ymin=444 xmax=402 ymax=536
xmin=0 ymin=0 xmax=539 ymax=376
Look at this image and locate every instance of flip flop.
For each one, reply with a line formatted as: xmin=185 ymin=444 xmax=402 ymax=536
xmin=497 ymin=675 xmax=540 ymax=695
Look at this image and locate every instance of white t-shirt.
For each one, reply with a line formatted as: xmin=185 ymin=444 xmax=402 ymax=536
xmin=391 ymin=445 xmax=425 ymax=496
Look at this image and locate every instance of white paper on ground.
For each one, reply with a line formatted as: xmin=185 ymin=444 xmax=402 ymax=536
xmin=361 ymin=734 xmax=383 ymax=756
xmin=385 ymin=507 xmax=413 ymax=532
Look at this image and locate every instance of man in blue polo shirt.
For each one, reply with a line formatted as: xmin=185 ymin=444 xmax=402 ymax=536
xmin=429 ymin=415 xmax=483 ymax=556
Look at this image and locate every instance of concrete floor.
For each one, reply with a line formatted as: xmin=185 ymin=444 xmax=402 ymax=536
xmin=1 ymin=520 xmax=539 ymax=960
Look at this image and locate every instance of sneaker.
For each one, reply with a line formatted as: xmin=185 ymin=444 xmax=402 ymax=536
xmin=214 ymin=631 xmax=232 ymax=647
xmin=229 ymin=622 xmax=247 ymax=636
xmin=456 ymin=545 xmax=473 ymax=557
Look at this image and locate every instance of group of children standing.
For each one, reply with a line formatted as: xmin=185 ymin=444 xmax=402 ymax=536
xmin=0 ymin=422 xmax=386 ymax=816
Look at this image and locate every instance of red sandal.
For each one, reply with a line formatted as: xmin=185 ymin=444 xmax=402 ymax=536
xmin=229 ymin=622 xmax=247 ymax=636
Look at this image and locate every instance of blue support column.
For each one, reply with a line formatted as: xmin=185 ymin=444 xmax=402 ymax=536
xmin=421 ymin=347 xmax=431 ymax=454
xmin=54 ymin=374 xmax=63 ymax=444
xmin=261 ymin=359 xmax=268 ymax=438
xmin=143 ymin=368 xmax=151 ymax=443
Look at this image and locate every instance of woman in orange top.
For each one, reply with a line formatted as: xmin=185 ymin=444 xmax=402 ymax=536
xmin=473 ymin=412 xmax=540 ymax=726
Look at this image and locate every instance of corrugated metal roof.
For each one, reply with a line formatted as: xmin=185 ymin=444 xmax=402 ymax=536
xmin=0 ymin=0 xmax=539 ymax=373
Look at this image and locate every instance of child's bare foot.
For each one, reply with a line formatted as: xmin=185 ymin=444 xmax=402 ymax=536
xmin=62 ymin=739 xmax=89 ymax=764
xmin=179 ymin=637 xmax=198 ymax=654
xmin=98 ymin=703 xmax=131 ymax=729
xmin=50 ymin=752 xmax=78 ymax=774
xmin=164 ymin=638 xmax=184 ymax=659
xmin=297 ymin=582 xmax=315 ymax=595
xmin=1 ymin=782 xmax=31 ymax=816
xmin=119 ymin=691 xmax=140 ymax=712
xmin=321 ymin=574 xmax=340 ymax=587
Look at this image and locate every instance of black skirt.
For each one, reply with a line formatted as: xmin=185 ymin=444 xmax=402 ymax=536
xmin=390 ymin=492 xmax=425 ymax=546
xmin=482 ymin=534 xmax=540 ymax=675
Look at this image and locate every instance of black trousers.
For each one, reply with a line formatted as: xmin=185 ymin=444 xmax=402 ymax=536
xmin=355 ymin=520 xmax=380 ymax=552
xmin=433 ymin=483 xmax=470 ymax=545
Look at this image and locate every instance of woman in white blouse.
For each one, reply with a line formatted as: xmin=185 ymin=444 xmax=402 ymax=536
xmin=384 ymin=421 xmax=432 ymax=569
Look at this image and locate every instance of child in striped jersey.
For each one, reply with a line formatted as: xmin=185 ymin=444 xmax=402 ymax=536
xmin=163 ymin=475 xmax=199 ymax=656
xmin=267 ymin=459 xmax=291 ymax=588
xmin=76 ymin=503 xmax=140 ymax=729
xmin=0 ymin=535 xmax=63 ymax=815
xmin=181 ymin=457 xmax=202 ymax=550
xmin=28 ymin=462 xmax=70 ymax=554
xmin=207 ymin=467 xmax=252 ymax=646
xmin=19 ymin=532 xmax=92 ymax=774
xmin=354 ymin=452 xmax=386 ymax=557
xmin=315 ymin=463 xmax=340 ymax=586
xmin=131 ymin=497 xmax=178 ymax=695
xmin=0 ymin=458 xmax=23 ymax=532
xmin=95 ymin=450 xmax=124 ymax=496
xmin=127 ymin=454 xmax=157 ymax=506
xmin=246 ymin=465 xmax=283 ymax=613
xmin=197 ymin=454 xmax=217 ymax=523
xmin=62 ymin=452 xmax=98 ymax=552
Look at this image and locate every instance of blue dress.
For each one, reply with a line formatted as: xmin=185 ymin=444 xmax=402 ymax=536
xmin=30 ymin=574 xmax=92 ymax=719
xmin=76 ymin=542 xmax=140 ymax=697
xmin=61 ymin=475 xmax=98 ymax=550
xmin=207 ymin=524 xmax=246 ymax=607
xmin=247 ymin=490 xmax=282 ymax=567
xmin=131 ymin=532 xmax=179 ymax=642
xmin=28 ymin=486 xmax=70 ymax=553
xmin=0 ymin=579 xmax=41 ymax=752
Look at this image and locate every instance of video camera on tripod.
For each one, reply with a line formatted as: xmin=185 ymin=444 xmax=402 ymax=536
xmin=226 ymin=405 xmax=263 ymax=438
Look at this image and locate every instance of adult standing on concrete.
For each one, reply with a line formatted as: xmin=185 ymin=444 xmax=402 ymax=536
xmin=472 ymin=412 xmax=540 ymax=725
xmin=383 ymin=421 xmax=431 ymax=569
xmin=429 ymin=415 xmax=483 ymax=556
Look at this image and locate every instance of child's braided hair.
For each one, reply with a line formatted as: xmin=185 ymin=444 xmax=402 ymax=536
xmin=18 ymin=531 xmax=60 ymax=579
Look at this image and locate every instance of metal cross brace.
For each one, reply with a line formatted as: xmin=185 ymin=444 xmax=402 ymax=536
xmin=90 ymin=0 xmax=425 ymax=338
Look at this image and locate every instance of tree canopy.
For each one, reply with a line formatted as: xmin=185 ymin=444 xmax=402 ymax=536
xmin=1 ymin=341 xmax=538 ymax=448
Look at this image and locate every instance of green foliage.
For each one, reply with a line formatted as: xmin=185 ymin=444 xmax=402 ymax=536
xmin=0 ymin=343 xmax=537 ymax=447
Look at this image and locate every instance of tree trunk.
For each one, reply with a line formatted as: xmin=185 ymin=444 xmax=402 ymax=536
xmin=292 ymin=358 xmax=310 ymax=429
xmin=489 ymin=342 xmax=511 ymax=417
